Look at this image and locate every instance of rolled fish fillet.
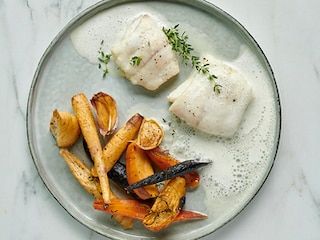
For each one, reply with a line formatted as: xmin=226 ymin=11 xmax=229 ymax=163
xmin=111 ymin=14 xmax=180 ymax=90
xmin=168 ymin=54 xmax=254 ymax=137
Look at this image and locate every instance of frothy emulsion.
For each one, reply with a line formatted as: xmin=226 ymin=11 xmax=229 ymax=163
xmin=70 ymin=5 xmax=169 ymax=64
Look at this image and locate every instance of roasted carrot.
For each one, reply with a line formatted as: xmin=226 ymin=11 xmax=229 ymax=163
xmin=71 ymin=93 xmax=111 ymax=204
xmin=108 ymin=191 xmax=134 ymax=229
xmin=93 ymin=199 xmax=152 ymax=220
xmin=93 ymin=199 xmax=207 ymax=222
xmin=175 ymin=210 xmax=208 ymax=222
xmin=126 ymin=142 xmax=159 ymax=200
xmin=126 ymin=159 xmax=211 ymax=192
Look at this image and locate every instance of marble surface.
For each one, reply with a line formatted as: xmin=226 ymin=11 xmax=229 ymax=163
xmin=1 ymin=0 xmax=319 ymax=239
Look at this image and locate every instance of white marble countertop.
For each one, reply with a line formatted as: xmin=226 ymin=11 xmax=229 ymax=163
xmin=1 ymin=0 xmax=319 ymax=239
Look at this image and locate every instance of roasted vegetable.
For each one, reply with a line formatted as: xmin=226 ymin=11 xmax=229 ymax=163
xmin=108 ymin=192 xmax=134 ymax=229
xmin=135 ymin=118 xmax=164 ymax=150
xmin=83 ymin=139 xmax=128 ymax=189
xmin=147 ymin=146 xmax=201 ymax=188
xmin=59 ymin=147 xmax=134 ymax=229
xmin=142 ymin=177 xmax=186 ymax=231
xmin=126 ymin=142 xmax=159 ymax=200
xmin=126 ymin=159 xmax=211 ymax=192
xmin=94 ymin=199 xmax=152 ymax=220
xmin=49 ymin=109 xmax=80 ymax=147
xmin=82 ymin=120 xmax=142 ymax=200
xmin=51 ymin=90 xmax=209 ymax=231
xmin=84 ymin=138 xmax=129 ymax=188
xmin=102 ymin=113 xmax=144 ymax=172
xmin=59 ymin=148 xmax=102 ymax=199
xmin=72 ymin=93 xmax=111 ymax=204
xmin=107 ymin=161 xmax=129 ymax=189
xmin=93 ymin=198 xmax=207 ymax=223
xmin=90 ymin=92 xmax=118 ymax=137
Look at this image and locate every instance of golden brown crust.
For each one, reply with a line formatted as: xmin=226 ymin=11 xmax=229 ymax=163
xmin=49 ymin=109 xmax=80 ymax=147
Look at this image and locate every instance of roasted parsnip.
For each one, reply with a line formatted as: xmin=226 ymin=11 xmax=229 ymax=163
xmin=59 ymin=148 xmax=134 ymax=229
xmin=102 ymin=113 xmax=144 ymax=172
xmin=71 ymin=93 xmax=111 ymax=204
xmin=59 ymin=148 xmax=102 ymax=199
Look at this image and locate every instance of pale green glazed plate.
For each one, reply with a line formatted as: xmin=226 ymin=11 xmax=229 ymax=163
xmin=27 ymin=0 xmax=281 ymax=239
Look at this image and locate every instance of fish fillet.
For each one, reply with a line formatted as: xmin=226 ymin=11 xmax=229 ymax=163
xmin=168 ymin=54 xmax=254 ymax=137
xmin=112 ymin=14 xmax=179 ymax=90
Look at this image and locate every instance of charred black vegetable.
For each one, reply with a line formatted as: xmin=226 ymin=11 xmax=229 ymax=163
xmin=178 ymin=196 xmax=186 ymax=210
xmin=126 ymin=159 xmax=211 ymax=192
xmin=107 ymin=161 xmax=129 ymax=188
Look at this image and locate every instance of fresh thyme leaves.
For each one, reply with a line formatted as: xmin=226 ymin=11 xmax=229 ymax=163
xmin=163 ymin=24 xmax=193 ymax=63
xmin=163 ymin=24 xmax=221 ymax=94
xmin=130 ymin=56 xmax=142 ymax=66
xmin=98 ymin=40 xmax=112 ymax=78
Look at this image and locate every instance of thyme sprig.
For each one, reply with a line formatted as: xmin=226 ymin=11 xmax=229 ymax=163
xmin=163 ymin=24 xmax=221 ymax=94
xmin=130 ymin=56 xmax=142 ymax=66
xmin=163 ymin=24 xmax=193 ymax=63
xmin=98 ymin=40 xmax=112 ymax=78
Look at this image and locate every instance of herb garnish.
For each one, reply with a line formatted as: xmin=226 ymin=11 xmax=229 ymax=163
xmin=163 ymin=24 xmax=221 ymax=94
xmin=130 ymin=56 xmax=142 ymax=66
xmin=98 ymin=40 xmax=112 ymax=78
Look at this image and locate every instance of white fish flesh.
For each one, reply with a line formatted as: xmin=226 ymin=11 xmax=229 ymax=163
xmin=111 ymin=14 xmax=180 ymax=90
xmin=168 ymin=54 xmax=254 ymax=137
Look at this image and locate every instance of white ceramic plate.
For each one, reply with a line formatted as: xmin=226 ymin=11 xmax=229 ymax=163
xmin=27 ymin=1 xmax=281 ymax=239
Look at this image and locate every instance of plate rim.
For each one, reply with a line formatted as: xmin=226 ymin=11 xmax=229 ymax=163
xmin=26 ymin=0 xmax=281 ymax=239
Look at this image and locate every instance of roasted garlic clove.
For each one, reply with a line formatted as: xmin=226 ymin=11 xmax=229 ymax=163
xmin=49 ymin=109 xmax=80 ymax=147
xmin=90 ymin=92 xmax=118 ymax=137
xmin=135 ymin=119 xmax=164 ymax=150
